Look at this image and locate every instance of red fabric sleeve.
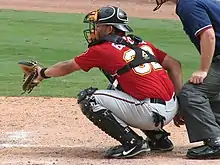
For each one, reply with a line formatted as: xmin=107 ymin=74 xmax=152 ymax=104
xmin=155 ymin=48 xmax=168 ymax=64
xmin=74 ymin=47 xmax=102 ymax=72
xmin=146 ymin=42 xmax=167 ymax=64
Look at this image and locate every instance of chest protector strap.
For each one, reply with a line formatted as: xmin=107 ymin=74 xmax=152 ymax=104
xmin=89 ymin=34 xmax=158 ymax=76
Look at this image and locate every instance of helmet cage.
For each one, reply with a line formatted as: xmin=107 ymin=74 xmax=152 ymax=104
xmin=83 ymin=10 xmax=99 ymax=43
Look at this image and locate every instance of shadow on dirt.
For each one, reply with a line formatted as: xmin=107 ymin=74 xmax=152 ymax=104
xmin=1 ymin=145 xmax=191 ymax=159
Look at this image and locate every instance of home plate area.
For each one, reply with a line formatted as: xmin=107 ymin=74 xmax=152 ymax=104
xmin=0 ymin=0 xmax=218 ymax=164
xmin=0 ymin=97 xmax=217 ymax=165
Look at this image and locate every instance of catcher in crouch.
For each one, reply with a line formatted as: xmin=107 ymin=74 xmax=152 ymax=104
xmin=18 ymin=6 xmax=183 ymax=159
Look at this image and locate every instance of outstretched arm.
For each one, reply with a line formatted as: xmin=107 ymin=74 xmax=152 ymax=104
xmin=42 ymin=59 xmax=81 ymax=78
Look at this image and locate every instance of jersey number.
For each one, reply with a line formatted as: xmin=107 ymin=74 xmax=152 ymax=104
xmin=123 ymin=45 xmax=162 ymax=75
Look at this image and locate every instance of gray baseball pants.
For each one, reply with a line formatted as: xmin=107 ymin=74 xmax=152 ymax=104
xmin=92 ymin=89 xmax=178 ymax=131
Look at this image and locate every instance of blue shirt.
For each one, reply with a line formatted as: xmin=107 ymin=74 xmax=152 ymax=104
xmin=176 ymin=0 xmax=220 ymax=56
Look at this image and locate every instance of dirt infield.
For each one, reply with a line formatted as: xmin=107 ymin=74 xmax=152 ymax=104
xmin=0 ymin=1 xmax=218 ymax=165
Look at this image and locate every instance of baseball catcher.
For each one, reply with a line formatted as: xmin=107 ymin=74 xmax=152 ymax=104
xmin=18 ymin=6 xmax=183 ymax=159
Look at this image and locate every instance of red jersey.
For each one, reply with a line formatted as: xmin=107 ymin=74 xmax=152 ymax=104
xmin=74 ymin=36 xmax=174 ymax=101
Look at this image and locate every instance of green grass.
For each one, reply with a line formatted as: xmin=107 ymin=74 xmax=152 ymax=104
xmin=0 ymin=9 xmax=199 ymax=97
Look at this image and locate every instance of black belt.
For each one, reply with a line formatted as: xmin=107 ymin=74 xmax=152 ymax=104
xmin=150 ymin=96 xmax=176 ymax=105
xmin=150 ymin=98 xmax=166 ymax=105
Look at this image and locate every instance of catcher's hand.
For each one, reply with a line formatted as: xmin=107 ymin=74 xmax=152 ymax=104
xmin=18 ymin=60 xmax=43 ymax=94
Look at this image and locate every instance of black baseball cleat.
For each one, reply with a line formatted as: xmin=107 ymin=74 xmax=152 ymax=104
xmin=148 ymin=135 xmax=174 ymax=152
xmin=187 ymin=137 xmax=220 ymax=159
xmin=104 ymin=139 xmax=150 ymax=159
xmin=142 ymin=129 xmax=174 ymax=152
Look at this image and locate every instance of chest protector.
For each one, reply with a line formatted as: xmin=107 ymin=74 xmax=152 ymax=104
xmin=88 ymin=34 xmax=159 ymax=88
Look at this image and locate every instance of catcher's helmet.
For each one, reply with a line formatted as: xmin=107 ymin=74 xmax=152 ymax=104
xmin=83 ymin=6 xmax=133 ymax=43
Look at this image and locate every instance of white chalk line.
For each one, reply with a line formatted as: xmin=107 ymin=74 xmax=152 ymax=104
xmin=0 ymin=143 xmax=82 ymax=148
xmin=0 ymin=130 xmax=82 ymax=149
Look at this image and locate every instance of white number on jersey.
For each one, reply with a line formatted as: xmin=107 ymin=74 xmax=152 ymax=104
xmin=112 ymin=43 xmax=126 ymax=50
xmin=123 ymin=45 xmax=163 ymax=75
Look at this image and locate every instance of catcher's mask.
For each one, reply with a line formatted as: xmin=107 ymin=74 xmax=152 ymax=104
xmin=153 ymin=0 xmax=169 ymax=11
xmin=83 ymin=6 xmax=133 ymax=43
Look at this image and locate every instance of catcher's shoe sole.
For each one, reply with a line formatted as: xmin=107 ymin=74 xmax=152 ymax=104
xmin=104 ymin=140 xmax=150 ymax=159
xmin=150 ymin=145 xmax=174 ymax=152
xmin=149 ymin=142 xmax=174 ymax=152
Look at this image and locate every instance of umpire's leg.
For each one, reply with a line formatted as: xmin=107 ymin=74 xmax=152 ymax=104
xmin=178 ymin=61 xmax=220 ymax=143
xmin=210 ymin=94 xmax=220 ymax=126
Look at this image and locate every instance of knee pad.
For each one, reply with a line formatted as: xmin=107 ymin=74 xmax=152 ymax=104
xmin=88 ymin=108 xmax=142 ymax=146
xmin=77 ymin=87 xmax=98 ymax=117
xmin=77 ymin=87 xmax=142 ymax=146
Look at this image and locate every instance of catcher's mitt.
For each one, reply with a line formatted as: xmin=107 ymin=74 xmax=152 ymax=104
xmin=18 ymin=60 xmax=42 ymax=94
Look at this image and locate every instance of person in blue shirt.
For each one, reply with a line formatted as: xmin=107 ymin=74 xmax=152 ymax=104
xmin=153 ymin=0 xmax=220 ymax=159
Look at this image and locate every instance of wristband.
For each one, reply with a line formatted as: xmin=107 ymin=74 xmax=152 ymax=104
xmin=40 ymin=68 xmax=51 ymax=79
